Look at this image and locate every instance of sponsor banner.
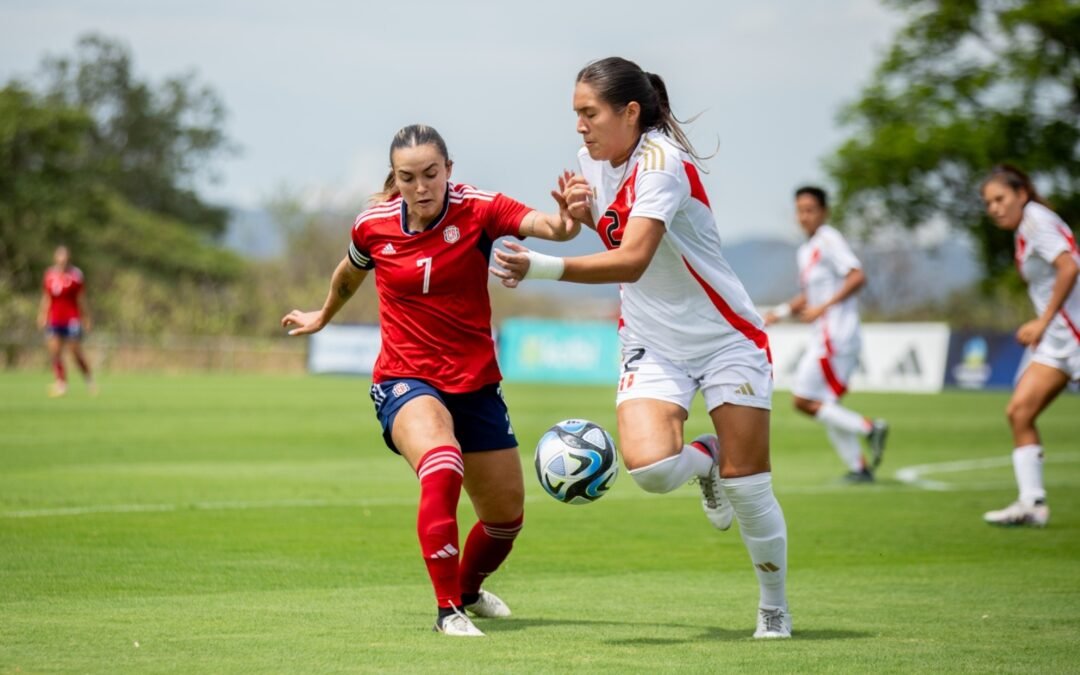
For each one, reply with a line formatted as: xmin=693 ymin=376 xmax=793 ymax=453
xmin=307 ymin=324 xmax=381 ymax=375
xmin=768 ymin=322 xmax=950 ymax=393
xmin=499 ymin=318 xmax=620 ymax=385
xmin=943 ymin=331 xmax=1027 ymax=390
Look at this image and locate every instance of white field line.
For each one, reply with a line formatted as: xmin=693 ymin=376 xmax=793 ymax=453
xmin=894 ymin=452 xmax=1080 ymax=491
xmin=8 ymin=454 xmax=1079 ymax=518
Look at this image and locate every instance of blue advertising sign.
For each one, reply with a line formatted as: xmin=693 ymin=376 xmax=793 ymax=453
xmin=944 ymin=331 xmax=1027 ymax=390
xmin=498 ymin=318 xmax=621 ymax=385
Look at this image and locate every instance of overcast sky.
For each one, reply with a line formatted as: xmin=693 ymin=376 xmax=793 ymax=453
xmin=1 ymin=0 xmax=903 ymax=245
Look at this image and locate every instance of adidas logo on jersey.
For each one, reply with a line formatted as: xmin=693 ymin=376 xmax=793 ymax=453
xmin=381 ymin=243 xmax=396 ymax=254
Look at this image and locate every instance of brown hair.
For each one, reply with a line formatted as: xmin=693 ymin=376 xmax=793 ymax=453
xmin=576 ymin=57 xmax=712 ymax=166
xmin=374 ymin=124 xmax=450 ymax=203
xmin=980 ymin=164 xmax=1051 ymax=208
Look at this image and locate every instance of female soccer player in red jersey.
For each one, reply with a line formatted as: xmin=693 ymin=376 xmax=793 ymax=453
xmin=282 ymin=124 xmax=579 ymax=637
xmin=37 ymin=245 xmax=95 ymax=397
xmin=492 ymin=57 xmax=791 ymax=638
xmin=980 ymin=165 xmax=1080 ymax=528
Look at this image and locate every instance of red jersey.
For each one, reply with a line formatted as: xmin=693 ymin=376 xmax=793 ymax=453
xmin=43 ymin=266 xmax=84 ymax=325
xmin=349 ymin=183 xmax=531 ymax=392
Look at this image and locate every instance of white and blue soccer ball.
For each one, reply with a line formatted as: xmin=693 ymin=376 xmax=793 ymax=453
xmin=534 ymin=419 xmax=618 ymax=505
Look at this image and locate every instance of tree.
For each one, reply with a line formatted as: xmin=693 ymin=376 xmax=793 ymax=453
xmin=828 ymin=0 xmax=1080 ymax=280
xmin=40 ymin=33 xmax=232 ymax=236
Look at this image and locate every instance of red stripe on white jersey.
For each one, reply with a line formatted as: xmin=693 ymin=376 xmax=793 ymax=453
xmin=800 ymin=248 xmax=821 ymax=288
xmin=683 ymin=161 xmax=710 ymax=208
xmin=819 ymin=356 xmax=848 ymax=397
xmin=681 ymin=257 xmax=771 ymax=357
xmin=1061 ymin=308 xmax=1080 ymax=343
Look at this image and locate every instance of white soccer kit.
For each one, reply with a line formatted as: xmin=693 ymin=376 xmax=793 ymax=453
xmin=793 ymin=224 xmax=863 ymax=401
xmin=577 ymin=130 xmax=772 ymax=411
xmin=1016 ymin=201 xmax=1080 ymax=380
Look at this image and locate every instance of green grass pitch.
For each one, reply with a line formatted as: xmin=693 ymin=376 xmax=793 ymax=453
xmin=2 ymin=372 xmax=1078 ymax=673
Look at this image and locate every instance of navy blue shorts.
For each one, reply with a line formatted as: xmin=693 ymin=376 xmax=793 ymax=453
xmin=46 ymin=321 xmax=82 ymax=340
xmin=370 ymin=378 xmax=518 ymax=455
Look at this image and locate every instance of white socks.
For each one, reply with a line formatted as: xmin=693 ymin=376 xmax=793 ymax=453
xmin=629 ymin=444 xmax=714 ymax=494
xmin=723 ymin=472 xmax=788 ymax=610
xmin=815 ymin=402 xmax=871 ymax=436
xmin=825 ymin=425 xmax=865 ymax=472
xmin=1013 ymin=445 xmax=1046 ymax=506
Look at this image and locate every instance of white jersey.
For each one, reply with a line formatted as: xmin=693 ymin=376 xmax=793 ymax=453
xmin=1016 ymin=201 xmax=1080 ymax=357
xmin=797 ymin=224 xmax=862 ymax=356
xmin=577 ymin=130 xmax=768 ymax=361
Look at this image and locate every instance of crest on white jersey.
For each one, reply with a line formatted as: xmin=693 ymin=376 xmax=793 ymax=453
xmin=443 ymin=225 xmax=461 ymax=244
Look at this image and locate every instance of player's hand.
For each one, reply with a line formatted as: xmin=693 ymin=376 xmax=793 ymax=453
xmin=1016 ymin=318 xmax=1047 ymax=346
xmin=762 ymin=311 xmax=779 ymax=326
xmin=799 ymin=305 xmax=826 ymax=323
xmin=490 ymin=241 xmax=531 ymax=289
xmin=82 ymin=317 xmax=93 ymax=333
xmin=557 ymin=172 xmax=594 ymax=228
xmin=36 ymin=314 xmax=46 ymax=330
xmin=281 ymin=309 xmax=327 ymax=336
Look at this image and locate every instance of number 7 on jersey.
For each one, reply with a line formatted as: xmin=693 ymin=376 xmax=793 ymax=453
xmin=416 ymin=257 xmax=432 ymax=294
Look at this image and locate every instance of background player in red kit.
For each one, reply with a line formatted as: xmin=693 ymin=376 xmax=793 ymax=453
xmin=282 ymin=124 xmax=579 ymax=637
xmin=37 ymin=245 xmax=95 ymax=397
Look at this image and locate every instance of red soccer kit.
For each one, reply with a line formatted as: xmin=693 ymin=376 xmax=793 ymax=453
xmin=349 ymin=183 xmax=531 ymax=393
xmin=43 ymin=266 xmax=85 ymax=326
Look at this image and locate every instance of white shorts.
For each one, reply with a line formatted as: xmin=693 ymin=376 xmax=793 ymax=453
xmin=792 ymin=349 xmax=859 ymax=403
xmin=1029 ymin=339 xmax=1080 ymax=381
xmin=615 ymin=339 xmax=772 ymax=412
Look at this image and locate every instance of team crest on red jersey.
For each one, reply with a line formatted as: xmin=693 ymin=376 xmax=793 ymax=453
xmin=443 ymin=225 xmax=461 ymax=244
xmin=392 ymin=382 xmax=410 ymax=397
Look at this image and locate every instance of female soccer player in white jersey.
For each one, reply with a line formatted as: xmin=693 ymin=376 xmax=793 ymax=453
xmin=283 ymin=124 xmax=580 ymax=636
xmin=491 ymin=57 xmax=791 ymax=639
xmin=980 ymin=165 xmax=1080 ymax=528
xmin=763 ymin=187 xmax=888 ymax=482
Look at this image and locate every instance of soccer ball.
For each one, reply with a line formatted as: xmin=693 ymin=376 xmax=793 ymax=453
xmin=534 ymin=419 xmax=618 ymax=505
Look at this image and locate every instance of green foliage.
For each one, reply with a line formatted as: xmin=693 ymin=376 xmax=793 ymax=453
xmin=0 ymin=34 xmax=247 ymax=341
xmin=828 ymin=0 xmax=1080 ymax=280
xmin=40 ymin=34 xmax=232 ymax=235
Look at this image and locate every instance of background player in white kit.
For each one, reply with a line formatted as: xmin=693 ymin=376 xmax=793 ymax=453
xmin=980 ymin=165 xmax=1080 ymax=528
xmin=492 ymin=57 xmax=791 ymax=639
xmin=764 ymin=187 xmax=888 ymax=482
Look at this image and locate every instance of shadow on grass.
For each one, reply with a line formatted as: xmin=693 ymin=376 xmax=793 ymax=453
xmin=479 ymin=617 xmax=870 ymax=643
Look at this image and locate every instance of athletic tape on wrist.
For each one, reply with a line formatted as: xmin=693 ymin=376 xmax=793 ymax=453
xmin=773 ymin=303 xmax=792 ymax=319
xmin=524 ymin=251 xmax=565 ymax=281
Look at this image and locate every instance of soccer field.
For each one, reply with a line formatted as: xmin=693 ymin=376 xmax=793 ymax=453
xmin=2 ymin=372 xmax=1078 ymax=673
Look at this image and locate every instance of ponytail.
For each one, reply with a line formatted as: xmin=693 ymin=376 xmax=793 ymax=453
xmin=577 ymin=57 xmax=713 ymax=167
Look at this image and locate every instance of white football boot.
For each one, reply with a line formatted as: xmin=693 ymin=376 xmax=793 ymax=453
xmin=464 ymin=589 xmax=511 ymax=618
xmin=691 ymin=434 xmax=734 ymax=531
xmin=434 ymin=608 xmax=485 ymax=637
xmin=983 ymin=500 xmax=1049 ymax=527
xmin=754 ymin=606 xmax=792 ymax=639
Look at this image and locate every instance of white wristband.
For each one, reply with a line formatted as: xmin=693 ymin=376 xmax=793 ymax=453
xmin=773 ymin=303 xmax=792 ymax=319
xmin=524 ymin=250 xmax=565 ymax=281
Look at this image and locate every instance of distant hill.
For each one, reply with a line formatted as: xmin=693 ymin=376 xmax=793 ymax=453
xmin=224 ymin=208 xmax=982 ymax=311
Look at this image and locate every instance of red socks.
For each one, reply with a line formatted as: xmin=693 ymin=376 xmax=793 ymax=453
xmin=459 ymin=514 xmax=524 ymax=598
xmin=415 ymin=446 xmax=464 ymax=608
xmin=52 ymin=357 xmax=66 ymax=383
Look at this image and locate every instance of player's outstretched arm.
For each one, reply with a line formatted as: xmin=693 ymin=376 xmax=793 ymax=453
xmin=281 ymin=256 xmax=368 ymax=336
xmin=491 ymin=216 xmax=665 ymax=288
